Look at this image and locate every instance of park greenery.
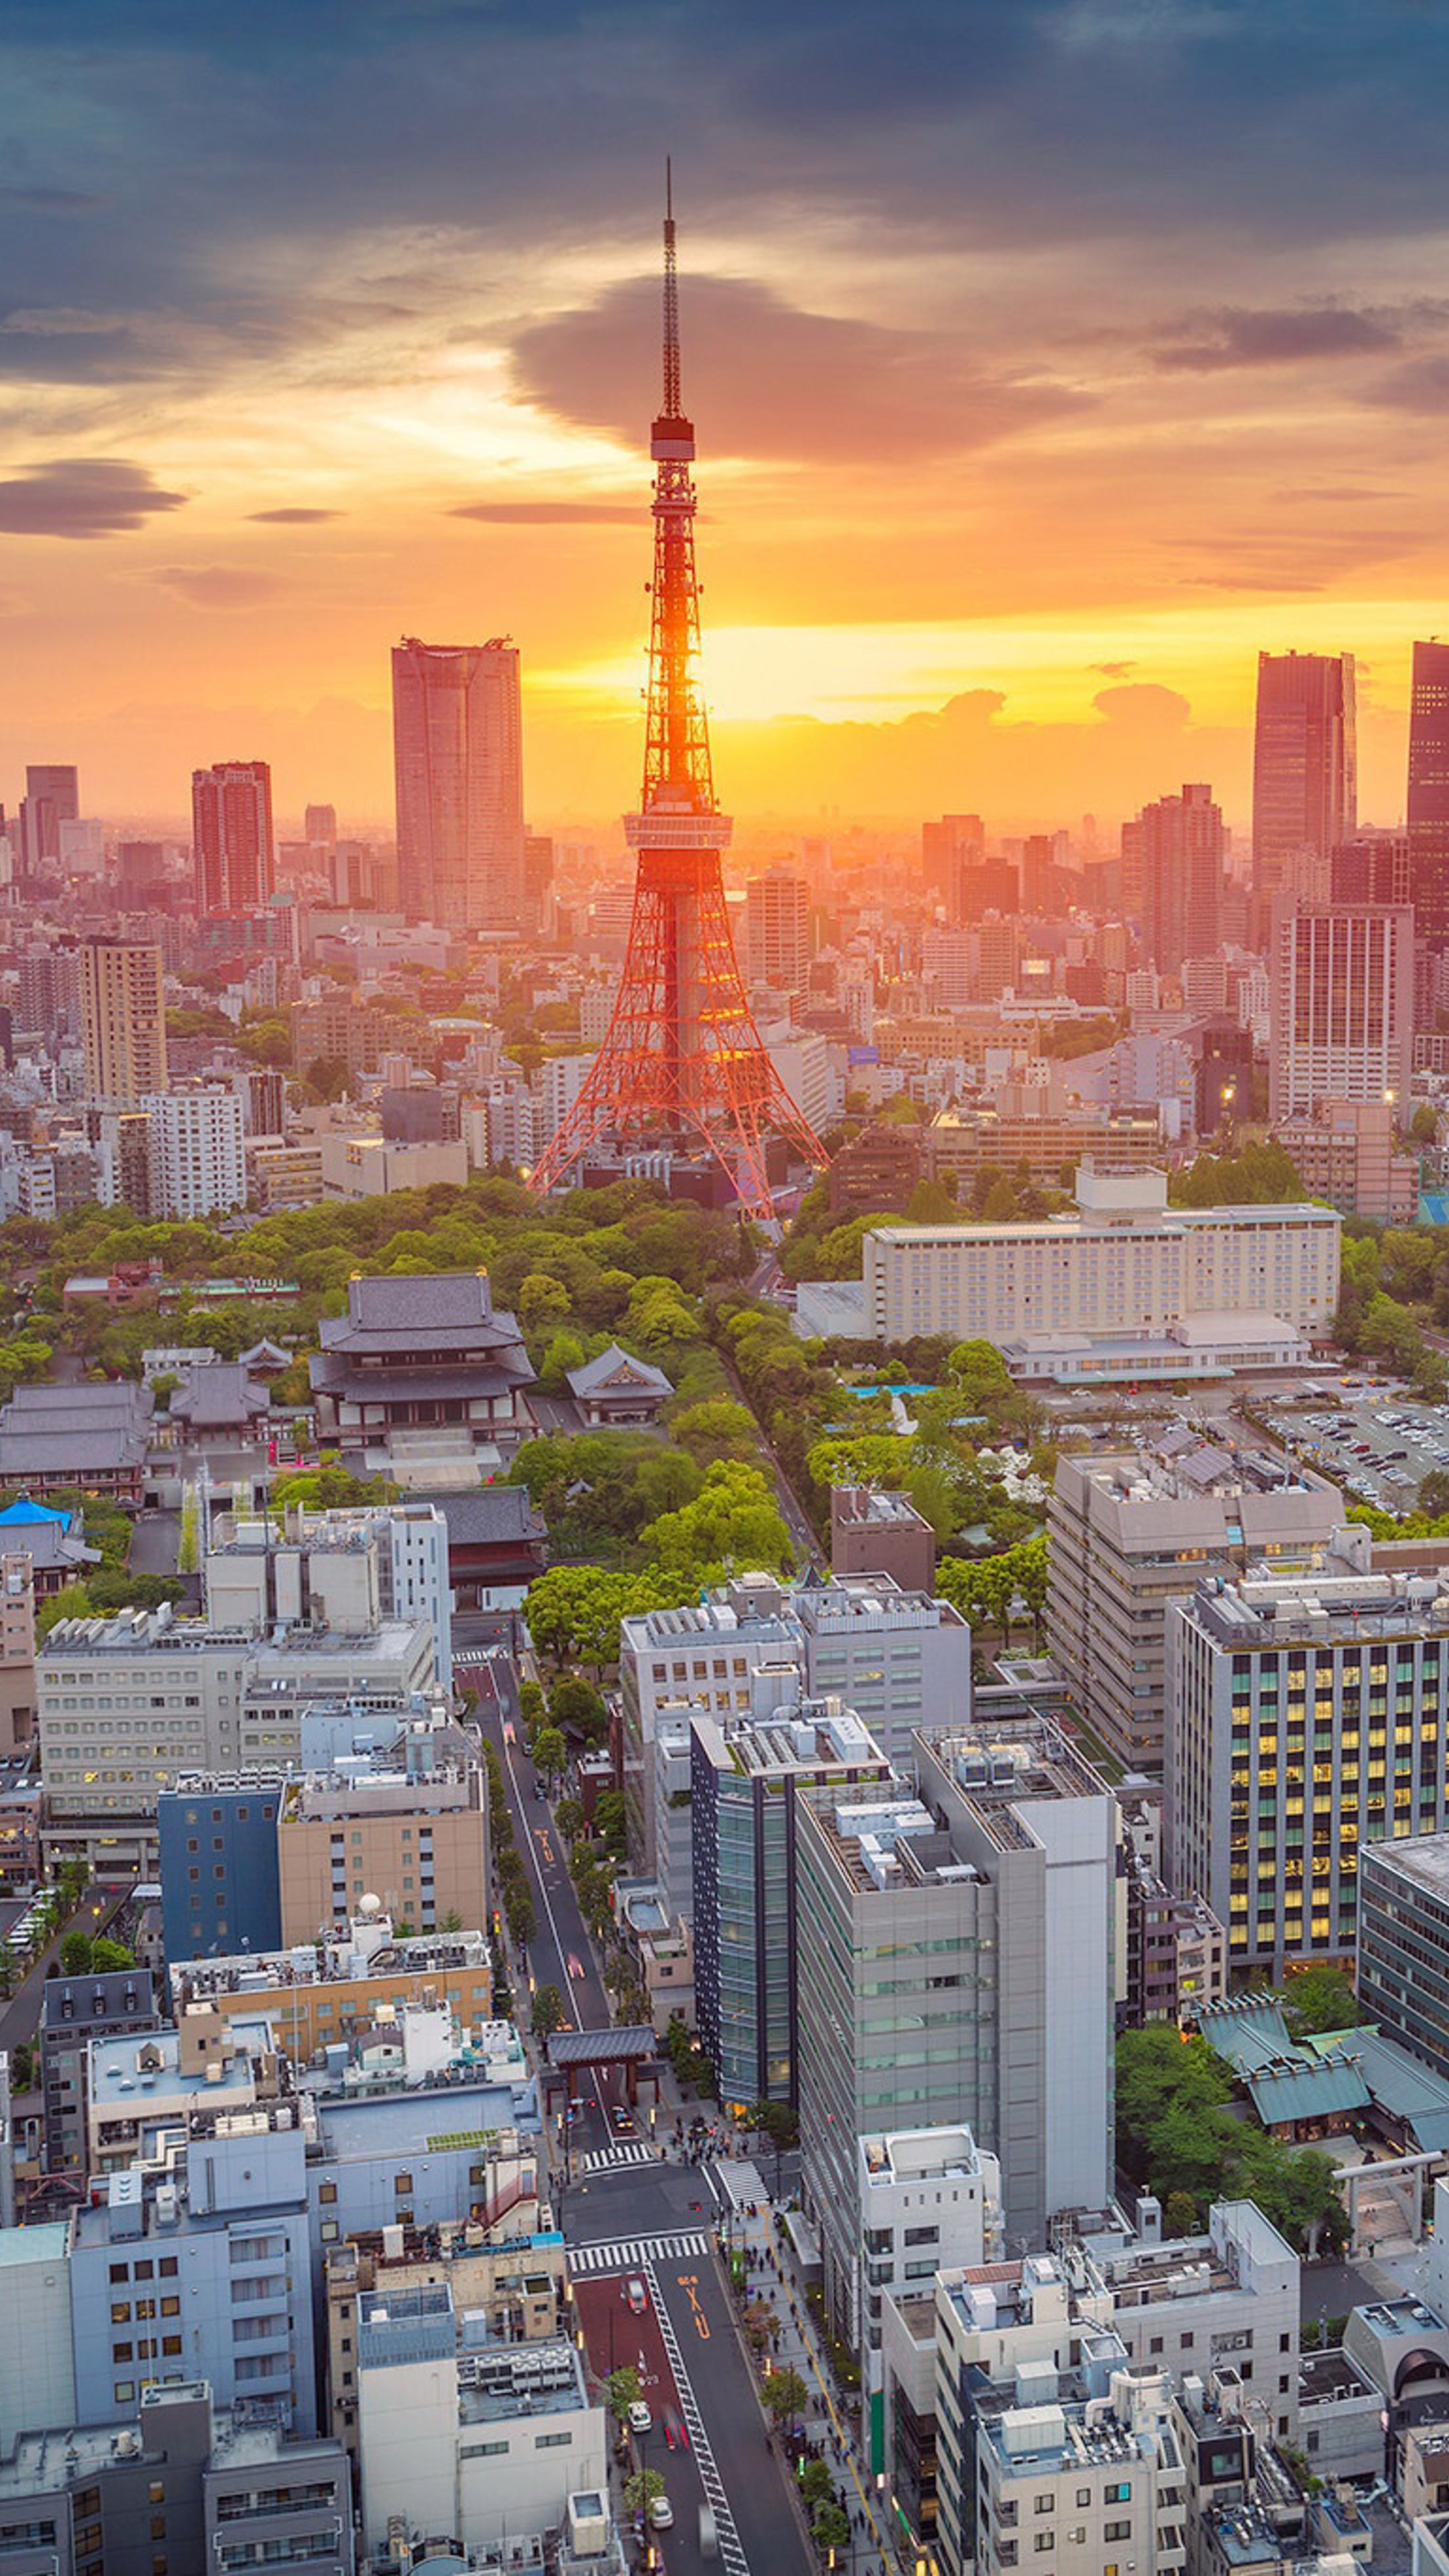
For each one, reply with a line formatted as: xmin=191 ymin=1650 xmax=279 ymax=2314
xmin=1116 ymin=2025 xmax=1348 ymax=2255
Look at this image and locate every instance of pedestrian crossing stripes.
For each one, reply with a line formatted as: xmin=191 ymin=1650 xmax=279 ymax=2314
xmin=566 ymin=2230 xmax=709 ymax=2275
xmin=577 ymin=2141 xmax=659 ymax=2175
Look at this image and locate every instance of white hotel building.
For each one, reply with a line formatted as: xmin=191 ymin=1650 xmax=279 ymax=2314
xmin=820 ymin=1165 xmax=1341 ymax=1382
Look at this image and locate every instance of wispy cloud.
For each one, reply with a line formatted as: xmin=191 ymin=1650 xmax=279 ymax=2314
xmin=0 ymin=455 xmax=184 ymax=536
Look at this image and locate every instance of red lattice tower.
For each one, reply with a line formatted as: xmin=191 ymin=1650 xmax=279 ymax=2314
xmin=529 ymin=174 xmax=826 ymax=1220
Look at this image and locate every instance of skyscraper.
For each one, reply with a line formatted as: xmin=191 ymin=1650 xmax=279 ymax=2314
xmin=1132 ymin=781 xmax=1225 ymax=975
xmin=391 ymin=637 xmax=524 ymax=931
xmin=192 ymin=761 xmax=275 ymax=917
xmin=1267 ymin=896 xmax=1414 ymax=1120
xmin=1408 ymin=639 xmax=1449 ymax=953
xmin=1252 ymin=651 xmax=1356 ymax=910
xmin=78 ymin=936 xmax=168 ymax=1110
xmin=18 ymin=764 xmax=79 ymax=879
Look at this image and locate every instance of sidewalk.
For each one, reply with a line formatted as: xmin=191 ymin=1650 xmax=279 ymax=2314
xmin=707 ymin=2156 xmax=898 ymax=2576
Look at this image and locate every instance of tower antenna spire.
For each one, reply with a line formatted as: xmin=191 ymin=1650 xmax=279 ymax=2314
xmin=662 ymin=158 xmax=680 ymax=420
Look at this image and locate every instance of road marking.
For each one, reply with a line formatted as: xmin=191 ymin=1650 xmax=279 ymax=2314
xmin=645 ymin=2253 xmax=749 ymax=2576
xmin=578 ymin=2142 xmax=659 ymax=2175
xmin=535 ymin=1827 xmax=555 ymax=1865
xmin=676 ymin=2271 xmax=711 ymax=2339
xmin=567 ymin=2231 xmax=709 ymax=2275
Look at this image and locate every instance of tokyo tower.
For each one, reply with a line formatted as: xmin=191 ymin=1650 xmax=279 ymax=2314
xmin=528 ymin=177 xmax=826 ymax=1220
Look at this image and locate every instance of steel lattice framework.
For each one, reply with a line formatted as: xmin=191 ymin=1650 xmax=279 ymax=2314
xmin=528 ymin=178 xmax=826 ymax=1220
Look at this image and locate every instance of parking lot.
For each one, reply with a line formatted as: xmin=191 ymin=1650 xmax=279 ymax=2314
xmin=1260 ymin=1386 xmax=1449 ymax=1515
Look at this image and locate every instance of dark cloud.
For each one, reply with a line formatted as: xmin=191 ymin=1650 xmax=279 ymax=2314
xmin=151 ymin=564 xmax=280 ymax=605
xmin=1362 ymin=352 xmax=1449 ymax=411
xmin=0 ymin=186 xmax=100 ymax=211
xmin=1152 ymin=304 xmax=1405 ymax=371
xmin=450 ymin=499 xmax=637 ymax=525
xmin=0 ymin=306 xmax=127 ymax=335
xmin=512 ymin=274 xmax=1083 ymax=464
xmin=0 ymin=456 xmax=185 ymax=537
xmin=247 ymin=506 xmax=343 ymax=522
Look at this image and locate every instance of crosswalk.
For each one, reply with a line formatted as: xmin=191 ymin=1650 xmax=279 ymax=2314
xmin=577 ymin=2141 xmax=660 ymax=2175
xmin=566 ymin=2229 xmax=710 ymax=2275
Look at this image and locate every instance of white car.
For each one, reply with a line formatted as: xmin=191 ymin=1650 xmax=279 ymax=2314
xmin=649 ymin=2496 xmax=675 ymax=2529
xmin=628 ymin=2402 xmax=652 ymax=2436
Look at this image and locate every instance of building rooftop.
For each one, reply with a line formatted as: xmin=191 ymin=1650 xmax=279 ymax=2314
xmin=173 ymin=1911 xmax=490 ymax=1999
xmin=1185 ymin=1566 xmax=1449 ymax=1646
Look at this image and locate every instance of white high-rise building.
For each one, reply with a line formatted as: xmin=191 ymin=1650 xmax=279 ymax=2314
xmin=744 ymin=865 xmax=810 ymax=992
xmin=392 ymin=637 xmax=524 ymax=932
xmin=1267 ymin=895 xmax=1414 ymax=1120
xmin=145 ymin=1086 xmax=247 ymax=1220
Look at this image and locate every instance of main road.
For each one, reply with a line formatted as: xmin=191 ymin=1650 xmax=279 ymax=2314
xmin=461 ymin=1644 xmax=815 ymax=2575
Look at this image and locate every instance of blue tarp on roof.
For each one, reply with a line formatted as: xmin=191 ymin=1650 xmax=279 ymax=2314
xmin=0 ymin=1495 xmax=69 ymax=1530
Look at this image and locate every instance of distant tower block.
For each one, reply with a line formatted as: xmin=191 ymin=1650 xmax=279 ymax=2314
xmin=529 ymin=177 xmax=824 ymax=1220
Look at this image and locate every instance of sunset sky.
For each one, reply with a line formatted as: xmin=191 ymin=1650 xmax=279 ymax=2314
xmin=3 ymin=0 xmax=1449 ymax=839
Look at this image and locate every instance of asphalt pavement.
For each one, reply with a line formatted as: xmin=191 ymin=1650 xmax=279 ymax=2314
xmin=566 ymin=2159 xmax=816 ymax=2576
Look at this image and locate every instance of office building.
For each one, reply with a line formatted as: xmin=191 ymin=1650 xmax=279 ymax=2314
xmin=146 ymin=1085 xmax=247 ymax=1220
xmin=926 ymin=1095 xmax=1165 ymax=1191
xmin=0 ymin=2379 xmax=353 ymax=2576
xmin=1048 ymin=1434 xmax=1343 ymax=1772
xmin=1268 ymin=896 xmax=1414 ymax=1120
xmin=690 ymin=1696 xmax=891 ymax=2110
xmin=955 ymin=2359 xmax=1187 ymax=2576
xmin=855 ymin=1163 xmax=1340 ymax=1363
xmin=619 ymin=1570 xmax=971 ymax=1870
xmin=922 ymin=812 xmax=984 ymax=902
xmin=192 ymin=759 xmax=274 ymax=916
xmin=1357 ymin=1833 xmax=1449 ymax=2083
xmin=1089 ymin=2200 xmax=1301 ymax=2432
xmin=355 ymin=2284 xmax=605 ymax=2561
xmin=237 ymin=1063 xmax=286 ymax=1137
xmin=78 ymin=936 xmax=168 ymax=1110
xmin=392 ymin=634 xmax=524 ymax=930
xmin=156 ymin=1778 xmax=284 ymax=1962
xmin=1168 ymin=1552 xmax=1449 ymax=1971
xmin=1252 ymin=651 xmax=1356 ymax=908
xmin=276 ymin=1761 xmax=488 ymax=1943
xmin=17 ymin=761 xmax=79 ymax=877
xmin=305 ymin=801 xmax=337 ymax=847
xmin=1130 ymin=782 xmax=1226 ymax=974
xmin=38 ymin=1604 xmax=437 ymax=1871
xmin=796 ymin=1719 xmax=1118 ymax=2341
xmin=744 ymin=864 xmax=810 ymax=992
xmin=1410 ymin=639 xmax=1449 ymax=953
xmin=830 ymin=1484 xmax=936 ymax=1591
xmin=319 ymin=1130 xmax=470 ymax=1200
xmin=207 ymin=1499 xmax=454 ymax=1687
xmin=1332 ymin=830 xmax=1411 ymax=908
xmin=1275 ymin=1093 xmax=1419 ymax=1225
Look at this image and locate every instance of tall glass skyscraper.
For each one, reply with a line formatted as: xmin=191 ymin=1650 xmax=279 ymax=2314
xmin=1409 ymin=638 xmax=1449 ymax=953
xmin=1252 ymin=651 xmax=1356 ymax=912
xmin=391 ymin=636 xmax=524 ymax=932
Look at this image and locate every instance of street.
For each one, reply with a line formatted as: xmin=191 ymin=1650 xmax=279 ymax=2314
xmin=567 ymin=2160 xmax=816 ymax=2576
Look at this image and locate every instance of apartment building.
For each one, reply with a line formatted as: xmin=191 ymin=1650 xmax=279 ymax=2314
xmin=0 ymin=1552 xmax=36 ymax=1753
xmin=795 ymin=1718 xmax=1118 ymax=2345
xmin=39 ymin=1966 xmax=160 ymax=2176
xmin=962 ymin=2360 xmax=1187 ymax=2576
xmin=145 ymin=1085 xmax=248 ymax=1221
xmin=857 ymin=2125 xmax=1002 ymax=2455
xmin=1082 ymin=2202 xmax=1301 ymax=2441
xmin=1047 ymin=1435 xmax=1342 ymax=1772
xmin=1168 ymin=1551 xmax=1449 ymax=1971
xmin=1274 ymin=1093 xmax=1419 ymax=1226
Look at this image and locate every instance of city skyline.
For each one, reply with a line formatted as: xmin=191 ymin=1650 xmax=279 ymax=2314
xmin=3 ymin=2 xmax=1449 ymax=827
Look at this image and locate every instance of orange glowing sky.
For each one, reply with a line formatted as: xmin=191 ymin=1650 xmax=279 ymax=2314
xmin=2 ymin=1 xmax=1448 ymax=841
